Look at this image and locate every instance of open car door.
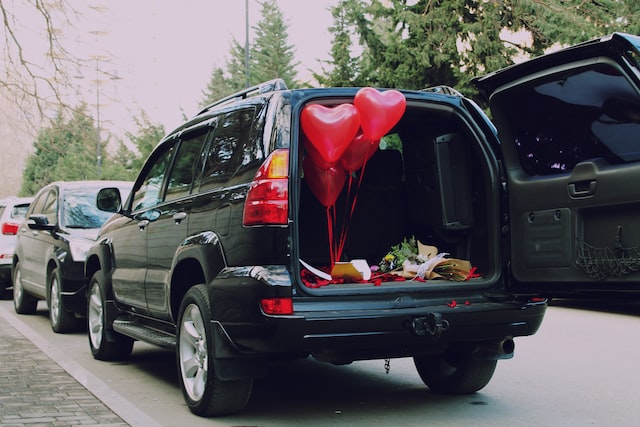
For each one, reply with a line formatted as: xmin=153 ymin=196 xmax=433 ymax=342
xmin=474 ymin=33 xmax=640 ymax=297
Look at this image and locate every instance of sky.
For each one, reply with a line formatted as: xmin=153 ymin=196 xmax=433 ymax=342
xmin=71 ymin=1 xmax=339 ymax=139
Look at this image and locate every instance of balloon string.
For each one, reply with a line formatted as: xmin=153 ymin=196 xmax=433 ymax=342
xmin=326 ymin=206 xmax=334 ymax=269
xmin=336 ymin=159 xmax=369 ymax=261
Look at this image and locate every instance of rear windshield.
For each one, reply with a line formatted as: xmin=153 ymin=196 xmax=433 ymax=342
xmin=496 ymin=62 xmax=640 ymax=175
xmin=11 ymin=204 xmax=30 ymax=220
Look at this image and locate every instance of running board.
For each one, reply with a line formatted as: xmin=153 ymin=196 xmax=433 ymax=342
xmin=113 ymin=319 xmax=176 ymax=349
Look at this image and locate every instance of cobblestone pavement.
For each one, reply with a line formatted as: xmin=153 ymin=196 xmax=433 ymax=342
xmin=0 ymin=314 xmax=129 ymax=427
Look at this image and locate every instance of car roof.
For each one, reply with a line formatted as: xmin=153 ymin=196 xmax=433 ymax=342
xmin=43 ymin=180 xmax=133 ymax=191
xmin=0 ymin=196 xmax=34 ymax=206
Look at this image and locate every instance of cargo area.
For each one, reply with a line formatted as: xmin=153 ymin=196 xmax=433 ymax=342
xmin=297 ymin=102 xmax=500 ymax=289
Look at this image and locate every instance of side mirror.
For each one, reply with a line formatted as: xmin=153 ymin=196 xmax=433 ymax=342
xmin=27 ymin=214 xmax=56 ymax=231
xmin=96 ymin=187 xmax=122 ymax=213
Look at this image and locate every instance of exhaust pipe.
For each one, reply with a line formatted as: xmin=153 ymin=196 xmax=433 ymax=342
xmin=474 ymin=339 xmax=515 ymax=360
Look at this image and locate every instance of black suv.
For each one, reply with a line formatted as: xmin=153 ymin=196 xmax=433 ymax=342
xmin=87 ymin=33 xmax=640 ymax=417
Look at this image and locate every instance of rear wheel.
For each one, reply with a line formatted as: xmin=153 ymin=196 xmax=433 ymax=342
xmin=49 ymin=268 xmax=80 ymax=333
xmin=87 ymin=271 xmax=133 ymax=361
xmin=414 ymin=352 xmax=497 ymax=394
xmin=13 ymin=262 xmax=37 ymax=314
xmin=177 ymin=284 xmax=253 ymax=417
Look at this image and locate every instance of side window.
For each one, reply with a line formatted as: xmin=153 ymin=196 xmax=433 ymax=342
xmin=131 ymin=141 xmax=175 ymax=211
xmin=503 ymin=63 xmax=640 ymax=175
xmin=42 ymin=189 xmax=58 ymax=225
xmin=165 ymin=129 xmax=210 ymax=202
xmin=29 ymin=193 xmax=47 ymax=216
xmin=200 ymin=108 xmax=256 ymax=191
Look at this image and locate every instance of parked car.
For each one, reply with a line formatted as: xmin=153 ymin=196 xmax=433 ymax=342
xmin=0 ymin=196 xmax=33 ymax=298
xmin=85 ymin=33 xmax=640 ymax=417
xmin=13 ymin=180 xmax=132 ymax=333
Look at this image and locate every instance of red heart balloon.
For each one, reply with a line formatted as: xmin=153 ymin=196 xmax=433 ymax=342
xmin=340 ymin=131 xmax=378 ymax=173
xmin=301 ymin=103 xmax=361 ymax=164
xmin=301 ymin=133 xmax=332 ymax=170
xmin=354 ymin=88 xmax=406 ymax=141
xmin=303 ymin=156 xmax=347 ymax=208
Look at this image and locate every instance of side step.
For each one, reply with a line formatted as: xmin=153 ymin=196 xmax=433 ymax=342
xmin=113 ymin=319 xmax=176 ymax=349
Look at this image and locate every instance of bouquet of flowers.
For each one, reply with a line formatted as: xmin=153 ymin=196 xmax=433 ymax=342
xmin=379 ymin=236 xmax=476 ymax=281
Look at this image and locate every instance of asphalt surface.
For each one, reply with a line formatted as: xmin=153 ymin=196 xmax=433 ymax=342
xmin=0 ymin=303 xmax=159 ymax=427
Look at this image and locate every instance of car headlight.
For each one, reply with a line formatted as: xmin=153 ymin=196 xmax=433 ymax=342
xmin=69 ymin=239 xmax=94 ymax=262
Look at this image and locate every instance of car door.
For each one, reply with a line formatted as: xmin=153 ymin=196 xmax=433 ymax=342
xmin=19 ymin=186 xmax=58 ymax=296
xmin=144 ymin=125 xmax=211 ymax=320
xmin=474 ymin=33 xmax=640 ymax=296
xmin=110 ymin=140 xmax=177 ymax=313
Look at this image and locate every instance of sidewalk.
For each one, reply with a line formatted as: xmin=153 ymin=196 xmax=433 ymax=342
xmin=0 ymin=304 xmax=160 ymax=427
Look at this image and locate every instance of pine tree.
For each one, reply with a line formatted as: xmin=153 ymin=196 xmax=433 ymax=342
xmin=250 ymin=0 xmax=299 ymax=88
xmin=323 ymin=0 xmax=639 ymax=94
xmin=21 ymin=104 xmax=100 ymax=195
xmin=314 ymin=0 xmax=363 ymax=87
xmin=201 ymin=0 xmax=299 ymax=106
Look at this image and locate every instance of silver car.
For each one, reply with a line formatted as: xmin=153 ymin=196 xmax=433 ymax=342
xmin=0 ymin=196 xmax=33 ymax=298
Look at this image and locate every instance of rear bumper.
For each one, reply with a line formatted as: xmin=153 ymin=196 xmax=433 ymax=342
xmin=213 ymin=297 xmax=547 ymax=362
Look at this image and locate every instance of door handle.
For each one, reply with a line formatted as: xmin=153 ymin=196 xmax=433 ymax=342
xmin=568 ymin=180 xmax=596 ymax=198
xmin=137 ymin=219 xmax=149 ymax=230
xmin=173 ymin=212 xmax=187 ymax=224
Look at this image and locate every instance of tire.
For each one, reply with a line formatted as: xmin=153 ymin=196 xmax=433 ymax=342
xmin=177 ymin=284 xmax=253 ymax=417
xmin=414 ymin=352 xmax=497 ymax=394
xmin=13 ymin=262 xmax=38 ymax=315
xmin=49 ymin=268 xmax=80 ymax=333
xmin=87 ymin=271 xmax=134 ymax=361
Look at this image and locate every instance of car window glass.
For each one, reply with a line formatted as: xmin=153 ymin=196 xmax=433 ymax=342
xmin=132 ymin=142 xmax=175 ymax=211
xmin=29 ymin=193 xmax=47 ymax=216
xmin=500 ymin=63 xmax=640 ymax=175
xmin=201 ymin=108 xmax=256 ymax=190
xmin=165 ymin=129 xmax=209 ymax=202
xmin=11 ymin=204 xmax=30 ymax=219
xmin=63 ymin=188 xmax=114 ymax=229
xmin=42 ymin=189 xmax=58 ymax=225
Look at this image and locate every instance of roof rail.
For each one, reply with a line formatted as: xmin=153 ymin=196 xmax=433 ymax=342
xmin=196 ymin=78 xmax=288 ymax=116
xmin=421 ymin=85 xmax=463 ymax=96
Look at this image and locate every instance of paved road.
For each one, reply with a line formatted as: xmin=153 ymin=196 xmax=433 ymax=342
xmin=1 ymin=299 xmax=640 ymax=426
xmin=0 ymin=302 xmax=158 ymax=427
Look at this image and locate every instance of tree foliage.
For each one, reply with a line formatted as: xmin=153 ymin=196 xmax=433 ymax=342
xmin=201 ymin=0 xmax=299 ymax=106
xmin=20 ymin=105 xmax=165 ymax=195
xmin=320 ymin=0 xmax=640 ymax=95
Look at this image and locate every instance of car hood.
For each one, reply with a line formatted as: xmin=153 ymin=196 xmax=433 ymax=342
xmin=61 ymin=227 xmax=101 ymax=242
xmin=472 ymin=33 xmax=640 ymax=104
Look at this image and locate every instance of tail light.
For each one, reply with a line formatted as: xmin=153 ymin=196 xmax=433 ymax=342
xmin=243 ymin=149 xmax=289 ymax=226
xmin=260 ymin=297 xmax=293 ymax=315
xmin=1 ymin=222 xmax=20 ymax=235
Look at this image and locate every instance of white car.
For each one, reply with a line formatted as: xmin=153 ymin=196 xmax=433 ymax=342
xmin=0 ymin=196 xmax=33 ymax=298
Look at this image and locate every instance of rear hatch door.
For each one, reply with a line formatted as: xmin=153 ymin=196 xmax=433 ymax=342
xmin=473 ymin=33 xmax=640 ymax=297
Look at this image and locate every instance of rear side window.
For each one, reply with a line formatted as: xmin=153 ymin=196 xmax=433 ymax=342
xmin=499 ymin=63 xmax=640 ymax=175
xmin=165 ymin=129 xmax=210 ymax=202
xmin=200 ymin=107 xmax=259 ymax=191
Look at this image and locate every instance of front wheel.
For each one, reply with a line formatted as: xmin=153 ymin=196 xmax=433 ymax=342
xmin=177 ymin=284 xmax=253 ymax=417
xmin=13 ymin=262 xmax=37 ymax=314
xmin=87 ymin=271 xmax=133 ymax=361
xmin=49 ymin=268 xmax=81 ymax=333
xmin=414 ymin=352 xmax=497 ymax=394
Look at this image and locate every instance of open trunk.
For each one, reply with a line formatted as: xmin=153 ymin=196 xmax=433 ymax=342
xmin=297 ymin=100 xmax=502 ymax=291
